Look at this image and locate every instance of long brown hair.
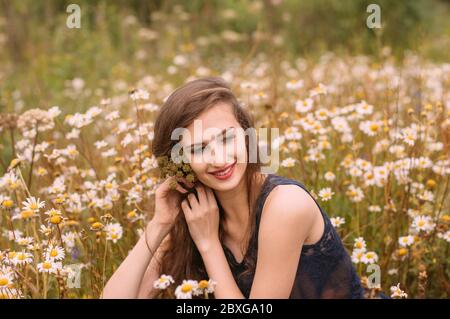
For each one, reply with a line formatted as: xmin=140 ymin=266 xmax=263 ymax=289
xmin=151 ymin=77 xmax=263 ymax=298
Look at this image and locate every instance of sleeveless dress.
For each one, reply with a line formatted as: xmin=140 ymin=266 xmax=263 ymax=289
xmin=221 ymin=173 xmax=365 ymax=299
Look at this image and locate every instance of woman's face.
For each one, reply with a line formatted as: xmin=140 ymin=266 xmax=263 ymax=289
xmin=179 ymin=102 xmax=248 ymax=192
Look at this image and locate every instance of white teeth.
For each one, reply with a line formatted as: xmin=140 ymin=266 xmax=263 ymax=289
xmin=213 ymin=164 xmax=233 ymax=176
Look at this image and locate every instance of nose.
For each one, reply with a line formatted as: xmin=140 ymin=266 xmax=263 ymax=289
xmin=206 ymin=140 xmax=232 ymax=167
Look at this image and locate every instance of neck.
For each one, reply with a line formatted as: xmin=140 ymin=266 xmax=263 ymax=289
xmin=214 ymin=171 xmax=266 ymax=240
xmin=215 ymin=174 xmax=249 ymax=226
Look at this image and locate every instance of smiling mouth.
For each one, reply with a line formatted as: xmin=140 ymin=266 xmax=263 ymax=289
xmin=209 ymin=161 xmax=237 ymax=178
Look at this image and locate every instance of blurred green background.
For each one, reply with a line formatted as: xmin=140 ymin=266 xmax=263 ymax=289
xmin=0 ymin=0 xmax=449 ymax=113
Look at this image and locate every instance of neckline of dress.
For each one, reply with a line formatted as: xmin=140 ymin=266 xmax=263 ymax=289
xmin=222 ymin=173 xmax=274 ymax=265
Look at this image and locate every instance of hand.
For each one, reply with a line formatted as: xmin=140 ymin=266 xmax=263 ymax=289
xmin=152 ymin=176 xmax=193 ymax=231
xmin=181 ymin=184 xmax=220 ymax=253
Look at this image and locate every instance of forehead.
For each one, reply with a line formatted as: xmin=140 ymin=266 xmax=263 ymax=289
xmin=181 ymin=102 xmax=239 ymax=144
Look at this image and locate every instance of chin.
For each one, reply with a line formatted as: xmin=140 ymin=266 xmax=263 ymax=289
xmin=200 ymin=162 xmax=247 ymax=192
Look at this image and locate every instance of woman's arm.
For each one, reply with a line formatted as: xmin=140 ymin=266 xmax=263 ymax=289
xmin=136 ymin=234 xmax=171 ymax=298
xmin=101 ymin=219 xmax=171 ymax=299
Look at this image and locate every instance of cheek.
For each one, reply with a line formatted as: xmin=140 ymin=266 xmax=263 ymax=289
xmin=190 ymin=162 xmax=208 ymax=176
xmin=234 ymin=142 xmax=248 ymax=164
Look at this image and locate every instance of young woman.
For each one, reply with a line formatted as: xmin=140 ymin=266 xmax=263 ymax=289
xmin=102 ymin=77 xmax=364 ymax=299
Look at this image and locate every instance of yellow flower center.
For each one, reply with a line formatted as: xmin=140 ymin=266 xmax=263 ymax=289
xmin=50 ymin=215 xmax=62 ymax=224
xmin=181 ymin=283 xmax=193 ymax=293
xmin=21 ymin=210 xmax=34 ymax=219
xmin=91 ymin=222 xmax=104 ymax=230
xmin=369 ymin=124 xmax=379 ymax=132
xmin=50 ymin=249 xmax=58 ymax=257
xmin=43 ymin=262 xmax=52 ymax=269
xmin=0 ymin=278 xmax=9 ymax=286
xmin=2 ymin=200 xmax=13 ymax=208
xmin=355 ymin=242 xmax=363 ymax=249
xmin=398 ymin=248 xmax=408 ymax=256
xmin=199 ymin=280 xmax=209 ymax=289
xmin=30 ymin=203 xmax=38 ymax=210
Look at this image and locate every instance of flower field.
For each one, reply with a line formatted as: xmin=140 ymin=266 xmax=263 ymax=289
xmin=0 ymin=1 xmax=449 ymax=299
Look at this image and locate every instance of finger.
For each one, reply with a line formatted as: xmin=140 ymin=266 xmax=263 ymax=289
xmin=181 ymin=199 xmax=193 ymax=220
xmin=205 ymin=187 xmax=219 ymax=209
xmin=195 ymin=185 xmax=208 ymax=205
xmin=174 ymin=183 xmax=188 ymax=194
xmin=177 ymin=176 xmax=194 ymax=188
xmin=156 ymin=176 xmax=177 ymax=196
xmin=186 ymin=193 xmax=199 ymax=211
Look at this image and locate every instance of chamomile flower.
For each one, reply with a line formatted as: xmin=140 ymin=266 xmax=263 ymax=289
xmin=368 ymin=205 xmax=382 ymax=213
xmin=359 ymin=120 xmax=383 ymax=137
xmin=437 ymin=231 xmax=450 ymax=243
xmin=62 ymin=231 xmax=78 ymax=248
xmin=398 ymin=235 xmax=415 ymax=247
xmin=324 ymin=171 xmax=336 ymax=181
xmin=37 ymin=260 xmax=62 ymax=274
xmin=295 ymin=98 xmax=313 ymax=113
xmin=15 ymin=237 xmax=34 ymax=247
xmin=353 ymin=237 xmax=367 ymax=251
xmin=318 ymin=187 xmax=334 ymax=201
xmin=104 ymin=222 xmax=123 ymax=243
xmin=12 ymin=251 xmax=33 ymax=266
xmin=39 ymin=225 xmax=52 ymax=237
xmin=390 ymin=283 xmax=407 ymax=298
xmin=22 ymin=197 xmax=45 ymax=212
xmin=175 ymin=280 xmax=199 ymax=299
xmin=330 ymin=216 xmax=345 ymax=228
xmin=351 ymin=249 xmax=365 ymax=264
xmin=361 ymin=251 xmax=378 ymax=264
xmin=44 ymin=244 xmax=65 ymax=261
xmin=45 ymin=208 xmax=64 ymax=225
xmin=153 ymin=274 xmax=175 ymax=290
xmin=412 ymin=215 xmax=435 ymax=233
xmin=129 ymin=89 xmax=150 ymax=101
xmin=1 ymin=197 xmax=14 ymax=209
xmin=196 ymin=279 xmax=217 ymax=295
xmin=346 ymin=184 xmax=364 ymax=202
xmin=0 ymin=272 xmax=14 ymax=289
xmin=309 ymin=83 xmax=328 ymax=97
xmin=281 ymin=157 xmax=297 ymax=168
xmin=286 ymin=79 xmax=304 ymax=90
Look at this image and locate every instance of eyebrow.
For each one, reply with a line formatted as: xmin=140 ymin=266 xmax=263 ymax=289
xmin=188 ymin=126 xmax=235 ymax=148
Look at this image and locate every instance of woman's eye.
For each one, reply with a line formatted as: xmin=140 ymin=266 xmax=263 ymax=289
xmin=191 ymin=144 xmax=208 ymax=154
xmin=191 ymin=146 xmax=203 ymax=154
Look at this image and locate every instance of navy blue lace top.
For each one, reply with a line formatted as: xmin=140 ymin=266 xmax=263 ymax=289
xmin=221 ymin=173 xmax=365 ymax=299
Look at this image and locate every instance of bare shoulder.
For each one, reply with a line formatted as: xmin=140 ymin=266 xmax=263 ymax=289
xmin=262 ymin=184 xmax=318 ymax=224
xmin=261 ymin=184 xmax=320 ymax=235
